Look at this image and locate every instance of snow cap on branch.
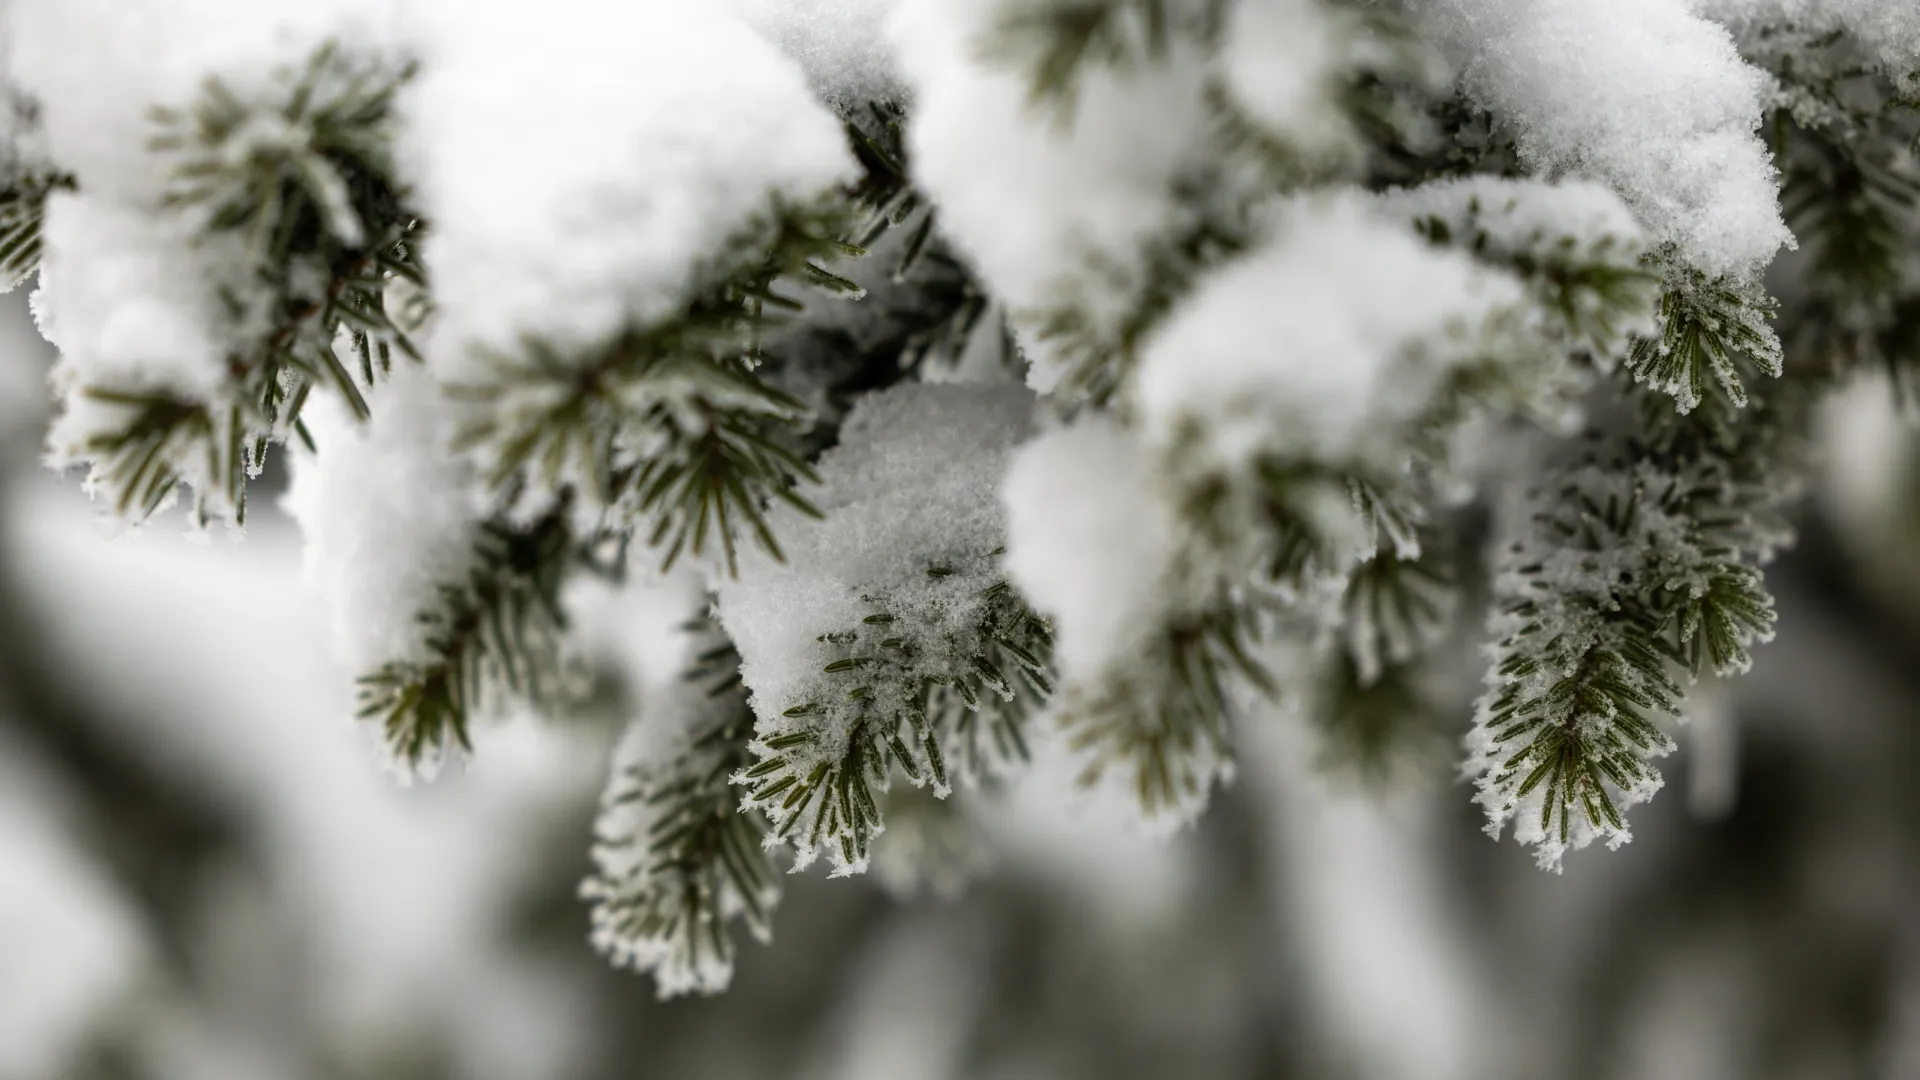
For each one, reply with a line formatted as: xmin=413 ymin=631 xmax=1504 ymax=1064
xmin=890 ymin=0 xmax=1217 ymax=390
xmin=284 ymin=362 xmax=479 ymax=680
xmin=720 ymin=382 xmax=1035 ymax=737
xmin=402 ymin=0 xmax=857 ymax=366
xmin=735 ymin=0 xmax=906 ymax=109
xmin=1001 ymin=417 xmax=1179 ymax=685
xmin=9 ymin=0 xmax=404 ymax=199
xmin=1134 ymin=195 xmax=1525 ymax=469
xmin=1420 ymin=0 xmax=1790 ymax=277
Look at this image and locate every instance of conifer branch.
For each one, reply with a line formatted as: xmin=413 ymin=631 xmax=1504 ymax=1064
xmin=1468 ymin=388 xmax=1796 ymax=869
xmin=1055 ymin=599 xmax=1269 ymax=821
xmin=1400 ymin=182 xmax=1660 ymax=363
xmin=735 ymin=559 xmax=1053 ymax=874
xmin=447 ymin=201 xmax=863 ymax=574
xmin=764 ymin=100 xmax=1005 ymax=421
xmin=1781 ymin=123 xmax=1919 ymax=308
xmin=583 ymin=627 xmax=778 ymax=998
xmin=1339 ymin=544 xmax=1455 ymax=686
xmin=1307 ymin=651 xmax=1444 ymax=788
xmin=66 ymin=42 xmax=421 ymax=526
xmin=984 ymin=0 xmax=1208 ymax=113
xmin=1625 ymin=253 xmax=1783 ymax=413
xmin=0 ymin=170 xmax=73 ymax=290
xmin=356 ymin=512 xmax=573 ymax=772
xmin=1030 ymin=198 xmax=1253 ymax=408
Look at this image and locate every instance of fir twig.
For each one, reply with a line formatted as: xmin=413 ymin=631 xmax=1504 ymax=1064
xmin=584 ymin=626 xmax=778 ymax=997
xmin=0 ymin=171 xmax=74 ymax=291
xmin=447 ymin=201 xmax=863 ymax=574
xmin=1625 ymin=254 xmax=1782 ymax=412
xmin=67 ymin=42 xmax=421 ymax=526
xmin=356 ymin=512 xmax=573 ymax=772
xmin=735 ymin=561 xmax=1053 ymax=873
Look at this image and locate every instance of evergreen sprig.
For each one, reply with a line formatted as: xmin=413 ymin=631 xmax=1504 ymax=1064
xmin=1781 ymin=123 xmax=1919 ymax=307
xmin=1057 ymin=599 xmax=1270 ymax=819
xmin=1308 ymin=651 xmax=1443 ymax=788
xmin=69 ymin=41 xmax=421 ymax=526
xmin=735 ymin=562 xmax=1053 ymax=873
xmin=0 ymin=170 xmax=73 ymax=290
xmin=984 ymin=0 xmax=1217 ymax=113
xmin=1769 ymin=97 xmax=1920 ymax=389
xmin=583 ymin=628 xmax=778 ymax=998
xmin=1340 ymin=545 xmax=1455 ymax=685
xmin=1470 ymin=389 xmax=1791 ymax=869
xmin=72 ymin=216 xmax=423 ymax=527
xmin=1406 ymin=190 xmax=1659 ymax=363
xmin=1625 ymin=255 xmax=1783 ymax=412
xmin=448 ymin=202 xmax=863 ymax=575
xmin=448 ymin=337 xmax=823 ymax=576
xmin=1030 ymin=194 xmax=1254 ymax=408
xmin=356 ymin=512 xmax=573 ymax=771
xmin=147 ymin=41 xmax=413 ymax=262
xmin=769 ymin=100 xmax=1003 ymax=434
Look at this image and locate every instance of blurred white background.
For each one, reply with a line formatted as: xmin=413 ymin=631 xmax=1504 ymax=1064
xmin=4 ymin=289 xmax=1920 ymax=1080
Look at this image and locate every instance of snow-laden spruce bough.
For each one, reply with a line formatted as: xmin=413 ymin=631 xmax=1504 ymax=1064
xmin=4 ymin=0 xmax=1918 ymax=996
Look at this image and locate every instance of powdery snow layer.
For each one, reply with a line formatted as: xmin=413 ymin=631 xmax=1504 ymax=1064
xmin=735 ymin=0 xmax=906 ymax=108
xmin=1000 ymin=417 xmax=1181 ymax=683
xmin=1374 ymin=175 xmax=1655 ymax=359
xmin=1376 ymin=176 xmax=1646 ymax=270
xmin=34 ymin=190 xmax=240 ymax=404
xmin=1422 ymin=0 xmax=1790 ymax=277
xmin=13 ymin=0 xmax=410 ymax=520
xmin=1217 ymin=0 xmax=1361 ymax=163
xmin=282 ymin=362 xmax=480 ymax=679
xmin=889 ymin=0 xmax=1216 ymax=389
xmin=1134 ymin=195 xmax=1525 ymax=470
xmin=9 ymin=0 xmax=406 ymax=201
xmin=718 ymin=382 xmax=1035 ymax=723
xmin=401 ymin=0 xmax=856 ymax=368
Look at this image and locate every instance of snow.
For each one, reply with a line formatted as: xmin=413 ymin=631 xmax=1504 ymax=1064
xmin=717 ymin=382 xmax=1035 ymax=736
xmin=714 ymin=381 xmax=1034 ymax=873
xmin=1465 ymin=454 xmax=1728 ymax=869
xmin=282 ymin=362 xmax=480 ymax=679
xmin=35 ymin=190 xmax=253 ymax=519
xmin=735 ymin=0 xmax=906 ymax=109
xmin=577 ymin=581 xmax=765 ymax=997
xmin=1695 ymin=0 xmax=1920 ymax=82
xmin=401 ymin=0 xmax=857 ymax=368
xmin=1000 ymin=417 xmax=1179 ymax=683
xmin=890 ymin=0 xmax=1216 ymax=390
xmin=34 ymin=191 xmax=236 ymax=403
xmin=0 ymin=737 xmax=151 ymax=1080
xmin=6 ymin=480 xmax=606 ymax=1076
xmin=8 ymin=0 xmax=405 ymax=202
xmin=1421 ymin=0 xmax=1790 ymax=278
xmin=1378 ymin=176 xmax=1646 ymax=275
xmin=585 ymin=707 xmax=760 ymax=997
xmin=13 ymin=0 xmax=408 ymax=523
xmin=1134 ymin=195 xmax=1525 ymax=471
xmin=1217 ymin=0 xmax=1356 ymax=165
xmin=1376 ymin=175 xmax=1655 ymax=359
